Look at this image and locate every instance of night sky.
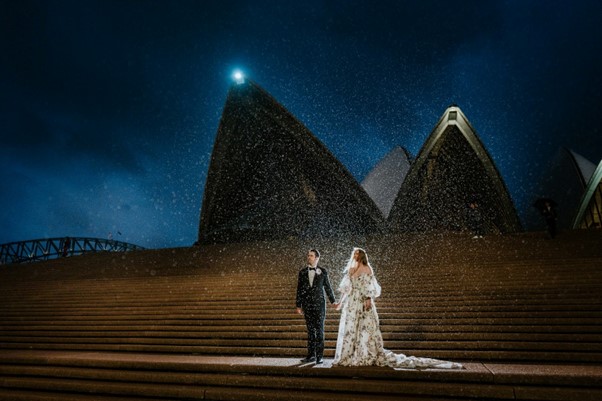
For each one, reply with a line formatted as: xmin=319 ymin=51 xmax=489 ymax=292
xmin=2 ymin=0 xmax=601 ymax=249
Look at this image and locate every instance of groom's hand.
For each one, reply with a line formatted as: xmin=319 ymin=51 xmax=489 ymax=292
xmin=296 ymin=307 xmax=303 ymax=315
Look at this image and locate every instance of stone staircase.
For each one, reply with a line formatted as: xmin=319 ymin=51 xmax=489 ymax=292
xmin=0 ymin=230 xmax=600 ymax=400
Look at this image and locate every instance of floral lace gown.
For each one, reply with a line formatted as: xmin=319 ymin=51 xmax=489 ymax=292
xmin=332 ymin=274 xmax=463 ymax=369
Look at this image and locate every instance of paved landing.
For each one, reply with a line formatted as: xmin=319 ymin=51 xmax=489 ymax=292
xmin=2 ymin=350 xmax=600 ymax=383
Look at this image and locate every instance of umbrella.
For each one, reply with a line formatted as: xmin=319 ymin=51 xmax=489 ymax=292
xmin=533 ymin=198 xmax=557 ymax=210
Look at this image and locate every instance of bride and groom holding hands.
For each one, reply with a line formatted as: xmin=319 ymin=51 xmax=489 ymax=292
xmin=295 ymin=248 xmax=463 ymax=369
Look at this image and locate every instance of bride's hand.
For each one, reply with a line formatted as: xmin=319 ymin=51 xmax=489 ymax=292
xmin=363 ymin=298 xmax=372 ymax=311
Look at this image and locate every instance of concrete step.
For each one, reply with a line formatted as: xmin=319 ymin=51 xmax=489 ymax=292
xmin=1 ymin=344 xmax=601 ymax=363
xmin=1 ymin=330 xmax=600 ymax=342
xmin=0 ymin=388 xmax=168 ymax=401
xmin=1 ymin=336 xmax=602 ymax=352
xmin=2 ymin=306 xmax=601 ymax=317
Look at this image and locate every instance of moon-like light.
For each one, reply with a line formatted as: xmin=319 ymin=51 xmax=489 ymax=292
xmin=233 ymin=70 xmax=245 ymax=84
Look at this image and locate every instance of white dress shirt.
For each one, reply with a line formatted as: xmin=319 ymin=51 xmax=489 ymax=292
xmin=308 ymin=266 xmax=316 ymax=287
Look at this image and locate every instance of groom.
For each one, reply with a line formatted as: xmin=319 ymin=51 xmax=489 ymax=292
xmin=295 ymin=248 xmax=337 ymax=364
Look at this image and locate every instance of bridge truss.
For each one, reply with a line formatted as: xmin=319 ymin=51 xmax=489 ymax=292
xmin=0 ymin=237 xmax=145 ymax=265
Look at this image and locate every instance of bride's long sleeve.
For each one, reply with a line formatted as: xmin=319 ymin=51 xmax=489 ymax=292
xmin=362 ymin=275 xmax=382 ymax=299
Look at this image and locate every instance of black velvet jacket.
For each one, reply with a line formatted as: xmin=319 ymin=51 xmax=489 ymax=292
xmin=296 ymin=265 xmax=336 ymax=310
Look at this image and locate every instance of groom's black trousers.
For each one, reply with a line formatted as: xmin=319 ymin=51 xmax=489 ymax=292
xmin=303 ymin=305 xmax=325 ymax=359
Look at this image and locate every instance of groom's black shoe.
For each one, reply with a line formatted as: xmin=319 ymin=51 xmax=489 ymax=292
xmin=315 ymin=357 xmax=323 ymax=364
xmin=300 ymin=356 xmax=316 ymax=363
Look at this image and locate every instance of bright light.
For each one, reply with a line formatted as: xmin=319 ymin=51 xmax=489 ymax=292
xmin=233 ymin=70 xmax=245 ymax=84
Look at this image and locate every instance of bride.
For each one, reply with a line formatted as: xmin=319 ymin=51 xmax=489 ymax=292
xmin=332 ymin=247 xmax=463 ymax=369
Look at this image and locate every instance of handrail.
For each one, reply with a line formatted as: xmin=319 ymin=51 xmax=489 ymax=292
xmin=0 ymin=237 xmax=145 ymax=265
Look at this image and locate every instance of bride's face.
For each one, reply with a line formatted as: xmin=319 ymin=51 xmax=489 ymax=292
xmin=353 ymin=250 xmax=360 ymax=261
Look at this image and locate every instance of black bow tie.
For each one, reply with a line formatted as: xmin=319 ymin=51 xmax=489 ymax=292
xmin=308 ymin=267 xmax=316 ymax=271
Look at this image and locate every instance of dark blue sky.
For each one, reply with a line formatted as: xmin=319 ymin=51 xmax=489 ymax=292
xmin=1 ymin=0 xmax=601 ymax=248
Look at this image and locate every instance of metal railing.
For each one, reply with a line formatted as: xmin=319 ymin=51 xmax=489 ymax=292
xmin=0 ymin=237 xmax=145 ymax=265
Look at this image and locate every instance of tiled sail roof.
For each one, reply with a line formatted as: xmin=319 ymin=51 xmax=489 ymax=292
xmin=388 ymin=106 xmax=522 ymax=234
xmin=198 ymin=80 xmax=383 ymax=244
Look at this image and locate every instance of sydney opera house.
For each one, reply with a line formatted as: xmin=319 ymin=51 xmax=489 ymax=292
xmin=198 ymin=78 xmax=525 ymax=244
xmin=198 ymin=77 xmax=601 ymax=245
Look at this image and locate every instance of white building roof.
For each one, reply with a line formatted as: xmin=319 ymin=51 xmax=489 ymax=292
xmin=361 ymin=146 xmax=411 ymax=218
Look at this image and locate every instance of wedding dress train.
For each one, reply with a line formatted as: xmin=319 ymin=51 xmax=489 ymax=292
xmin=333 ymin=274 xmax=463 ymax=369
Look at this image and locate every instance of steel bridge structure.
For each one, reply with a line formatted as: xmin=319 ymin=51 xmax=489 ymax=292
xmin=0 ymin=237 xmax=145 ymax=265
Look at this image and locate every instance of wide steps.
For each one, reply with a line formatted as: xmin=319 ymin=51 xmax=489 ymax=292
xmin=0 ymin=231 xmax=601 ymax=399
xmin=0 ymin=351 xmax=600 ymax=401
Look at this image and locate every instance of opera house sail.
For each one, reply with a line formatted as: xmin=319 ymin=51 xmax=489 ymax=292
xmin=530 ymin=148 xmax=597 ymax=230
xmin=361 ymin=146 xmax=412 ymax=219
xmin=388 ymin=106 xmax=521 ymax=234
xmin=198 ymin=80 xmax=383 ymax=244
xmin=573 ymin=159 xmax=602 ymax=229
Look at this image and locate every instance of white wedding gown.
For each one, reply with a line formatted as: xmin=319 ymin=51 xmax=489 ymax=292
xmin=333 ymin=274 xmax=463 ymax=369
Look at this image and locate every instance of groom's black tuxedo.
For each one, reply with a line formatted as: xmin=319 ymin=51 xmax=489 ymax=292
xmin=296 ymin=265 xmax=336 ymax=360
